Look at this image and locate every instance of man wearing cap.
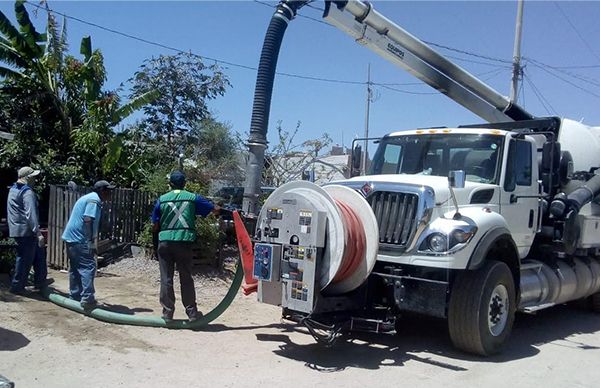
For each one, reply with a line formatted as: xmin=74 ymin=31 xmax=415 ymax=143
xmin=62 ymin=180 xmax=115 ymax=308
xmin=152 ymin=171 xmax=220 ymax=322
xmin=8 ymin=166 xmax=48 ymax=294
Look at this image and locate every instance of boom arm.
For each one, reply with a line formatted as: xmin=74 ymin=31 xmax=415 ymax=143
xmin=323 ymin=1 xmax=533 ymax=123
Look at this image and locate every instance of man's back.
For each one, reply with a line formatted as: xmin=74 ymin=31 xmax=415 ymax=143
xmin=62 ymin=192 xmax=101 ymax=243
xmin=7 ymin=183 xmax=37 ymax=238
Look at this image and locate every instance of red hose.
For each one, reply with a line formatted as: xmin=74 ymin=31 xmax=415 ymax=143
xmin=332 ymin=199 xmax=366 ymax=283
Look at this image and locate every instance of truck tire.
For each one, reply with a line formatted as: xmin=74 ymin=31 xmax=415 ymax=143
xmin=591 ymin=292 xmax=600 ymax=313
xmin=448 ymin=260 xmax=516 ymax=356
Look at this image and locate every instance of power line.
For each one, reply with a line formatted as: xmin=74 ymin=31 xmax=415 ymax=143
xmin=527 ymin=60 xmax=600 ymax=99
xmin=524 ymin=57 xmax=600 ymax=88
xmin=523 ymin=72 xmax=557 ymax=115
xmin=553 ymin=2 xmax=600 ymax=64
xmin=20 ymin=0 xmax=505 ymax=90
xmin=376 ymin=84 xmax=439 ymax=96
xmin=424 ymin=41 xmax=512 ymax=65
xmin=480 ymin=68 xmax=506 ymax=82
xmin=553 ymin=64 xmax=600 ymax=69
xmin=253 ymin=0 xmax=331 ymax=26
xmin=24 ymin=0 xmax=367 ymax=86
xmin=21 ymin=0 xmax=600 ymax=103
xmin=444 ymin=54 xmax=512 ymax=69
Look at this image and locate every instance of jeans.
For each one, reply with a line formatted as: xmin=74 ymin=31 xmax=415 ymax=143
xmin=66 ymin=242 xmax=96 ymax=303
xmin=157 ymin=241 xmax=198 ymax=319
xmin=10 ymin=236 xmax=48 ymax=293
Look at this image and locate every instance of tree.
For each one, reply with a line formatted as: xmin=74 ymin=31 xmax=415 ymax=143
xmin=264 ymin=121 xmax=332 ymax=186
xmin=129 ymin=53 xmax=230 ymax=148
xmin=0 ymin=1 xmax=156 ymax=184
xmin=186 ymin=119 xmax=244 ymax=182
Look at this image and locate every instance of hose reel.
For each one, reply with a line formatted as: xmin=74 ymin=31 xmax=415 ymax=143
xmin=254 ymin=181 xmax=378 ymax=313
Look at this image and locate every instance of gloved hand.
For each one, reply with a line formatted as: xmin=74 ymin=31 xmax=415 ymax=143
xmin=37 ymin=234 xmax=45 ymax=248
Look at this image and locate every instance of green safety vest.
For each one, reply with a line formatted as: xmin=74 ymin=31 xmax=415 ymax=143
xmin=158 ymin=190 xmax=197 ymax=242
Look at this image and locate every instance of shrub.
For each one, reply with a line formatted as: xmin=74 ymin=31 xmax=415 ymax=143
xmin=0 ymin=239 xmax=16 ymax=274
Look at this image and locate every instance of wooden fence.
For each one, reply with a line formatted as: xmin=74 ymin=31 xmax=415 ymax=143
xmin=47 ymin=185 xmax=154 ymax=269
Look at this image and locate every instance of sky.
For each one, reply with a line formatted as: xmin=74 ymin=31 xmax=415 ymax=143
xmin=1 ymin=0 xmax=600 ymax=157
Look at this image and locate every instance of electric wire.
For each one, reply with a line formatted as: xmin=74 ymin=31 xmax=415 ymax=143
xmin=553 ymin=2 xmax=600 ymax=64
xmin=524 ymin=57 xmax=600 ymax=88
xmin=526 ymin=60 xmax=600 ymax=99
xmin=423 ymin=41 xmax=512 ymax=65
xmin=523 ymin=73 xmax=557 ymax=115
xmin=253 ymin=0 xmax=331 ymax=26
xmin=377 ymin=84 xmax=439 ymax=96
xmin=21 ymin=0 xmax=600 ymax=106
xmin=24 ymin=0 xmax=362 ymax=85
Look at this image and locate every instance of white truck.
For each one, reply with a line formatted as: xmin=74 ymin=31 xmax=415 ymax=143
xmin=243 ymin=0 xmax=600 ymax=356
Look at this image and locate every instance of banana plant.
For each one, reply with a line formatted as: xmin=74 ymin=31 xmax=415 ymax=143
xmin=0 ymin=0 xmax=69 ymax=127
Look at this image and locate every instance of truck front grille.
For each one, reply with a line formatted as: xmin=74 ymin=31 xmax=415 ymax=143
xmin=367 ymin=191 xmax=419 ymax=247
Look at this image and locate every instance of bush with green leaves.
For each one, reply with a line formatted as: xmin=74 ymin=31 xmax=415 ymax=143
xmin=0 ymin=239 xmax=16 ymax=274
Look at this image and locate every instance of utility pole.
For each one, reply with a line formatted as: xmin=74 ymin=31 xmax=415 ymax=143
xmin=362 ymin=64 xmax=372 ymax=175
xmin=510 ymin=0 xmax=524 ymax=103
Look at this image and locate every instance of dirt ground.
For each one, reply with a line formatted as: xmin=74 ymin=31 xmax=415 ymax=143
xmin=2 ymin=256 xmax=600 ymax=388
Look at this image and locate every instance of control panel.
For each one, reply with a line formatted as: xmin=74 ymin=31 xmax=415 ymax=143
xmin=255 ymin=190 xmax=327 ymax=314
xmin=253 ymin=243 xmax=281 ymax=282
xmin=281 ymin=244 xmax=318 ymax=313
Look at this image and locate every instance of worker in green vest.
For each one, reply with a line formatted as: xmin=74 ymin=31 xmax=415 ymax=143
xmin=151 ymin=170 xmax=220 ymax=321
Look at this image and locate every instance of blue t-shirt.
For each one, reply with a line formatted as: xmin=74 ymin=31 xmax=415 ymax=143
xmin=61 ymin=192 xmax=102 ymax=243
xmin=151 ymin=192 xmax=214 ymax=224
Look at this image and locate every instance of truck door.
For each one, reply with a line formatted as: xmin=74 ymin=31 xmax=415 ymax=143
xmin=500 ymin=138 xmax=539 ymax=257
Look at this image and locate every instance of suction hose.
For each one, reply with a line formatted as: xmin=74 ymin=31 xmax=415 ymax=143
xmin=242 ymin=0 xmax=308 ymax=217
xmin=41 ymin=263 xmax=243 ymax=329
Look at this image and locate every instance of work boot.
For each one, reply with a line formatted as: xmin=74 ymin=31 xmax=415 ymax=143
xmin=32 ymin=278 xmax=55 ymax=292
xmin=80 ymin=299 xmax=98 ymax=311
xmin=188 ymin=310 xmax=204 ymax=323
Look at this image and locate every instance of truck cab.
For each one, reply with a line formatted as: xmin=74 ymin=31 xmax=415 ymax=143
xmin=342 ymin=127 xmax=539 ymax=265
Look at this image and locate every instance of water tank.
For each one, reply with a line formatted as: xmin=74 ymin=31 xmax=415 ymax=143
xmin=558 ymin=118 xmax=600 ymax=172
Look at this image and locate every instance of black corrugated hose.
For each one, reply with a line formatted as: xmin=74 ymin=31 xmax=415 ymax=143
xmin=243 ymin=1 xmax=309 ymax=217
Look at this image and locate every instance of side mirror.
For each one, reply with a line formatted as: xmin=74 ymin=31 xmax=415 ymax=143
xmin=448 ymin=170 xmax=466 ymax=189
xmin=351 ymin=145 xmax=362 ymax=177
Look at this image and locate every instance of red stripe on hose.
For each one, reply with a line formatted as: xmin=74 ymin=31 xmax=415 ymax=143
xmin=332 ymin=199 xmax=366 ymax=283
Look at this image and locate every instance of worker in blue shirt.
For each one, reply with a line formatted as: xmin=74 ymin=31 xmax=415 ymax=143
xmin=151 ymin=171 xmax=220 ymax=322
xmin=8 ymin=166 xmax=50 ymax=294
xmin=62 ymin=180 xmax=115 ymax=309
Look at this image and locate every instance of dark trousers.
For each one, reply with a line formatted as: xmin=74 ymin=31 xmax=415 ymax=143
xmin=10 ymin=236 xmax=47 ymax=292
xmin=157 ymin=241 xmax=198 ymax=319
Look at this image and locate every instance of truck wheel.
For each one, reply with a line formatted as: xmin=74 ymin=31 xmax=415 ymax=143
xmin=448 ymin=260 xmax=516 ymax=356
xmin=591 ymin=292 xmax=600 ymax=313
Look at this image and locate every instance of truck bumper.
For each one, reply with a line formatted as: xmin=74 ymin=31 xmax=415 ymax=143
xmin=374 ymin=272 xmax=449 ymax=318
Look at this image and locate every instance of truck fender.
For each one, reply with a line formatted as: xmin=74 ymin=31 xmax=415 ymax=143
xmin=467 ymin=226 xmax=519 ymax=271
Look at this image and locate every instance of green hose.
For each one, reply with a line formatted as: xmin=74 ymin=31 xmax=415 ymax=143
xmin=42 ymin=263 xmax=244 ymax=329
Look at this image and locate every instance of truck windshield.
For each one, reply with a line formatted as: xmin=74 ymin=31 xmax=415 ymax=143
xmin=369 ymin=133 xmax=504 ymax=184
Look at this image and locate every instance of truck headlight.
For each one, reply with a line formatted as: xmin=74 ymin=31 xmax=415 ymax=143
xmin=419 ymin=226 xmax=477 ymax=254
xmin=427 ymin=233 xmax=448 ymax=252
